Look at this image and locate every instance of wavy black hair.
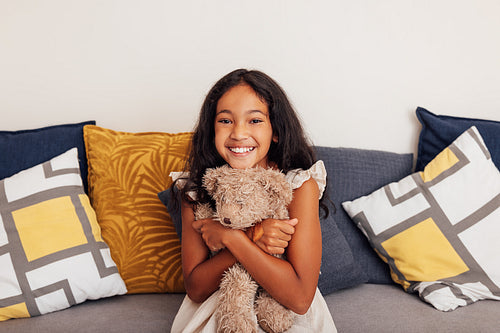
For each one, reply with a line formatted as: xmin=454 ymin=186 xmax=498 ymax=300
xmin=178 ymin=69 xmax=329 ymax=215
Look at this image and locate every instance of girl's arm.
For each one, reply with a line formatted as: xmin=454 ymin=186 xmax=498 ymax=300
xmin=182 ymin=201 xmax=298 ymax=302
xmin=181 ymin=201 xmax=238 ymax=303
xmin=195 ymin=178 xmax=322 ymax=314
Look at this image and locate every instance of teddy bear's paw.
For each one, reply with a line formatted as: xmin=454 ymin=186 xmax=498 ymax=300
xmin=194 ymin=203 xmax=214 ymax=220
xmin=255 ymin=291 xmax=295 ymax=333
xmin=219 ymin=264 xmax=259 ymax=299
xmin=215 ymin=264 xmax=259 ymax=333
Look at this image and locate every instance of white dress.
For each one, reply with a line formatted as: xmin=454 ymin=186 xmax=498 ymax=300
xmin=171 ymin=161 xmax=337 ymax=333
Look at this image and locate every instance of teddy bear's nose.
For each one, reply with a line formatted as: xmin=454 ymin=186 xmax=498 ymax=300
xmin=224 ymin=218 xmax=231 ymax=225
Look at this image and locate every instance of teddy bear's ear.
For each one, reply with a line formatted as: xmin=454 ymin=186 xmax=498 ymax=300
xmin=264 ymin=171 xmax=293 ymax=205
xmin=202 ymin=168 xmax=218 ymax=195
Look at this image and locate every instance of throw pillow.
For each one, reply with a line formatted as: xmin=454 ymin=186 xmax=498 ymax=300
xmin=342 ymin=126 xmax=500 ymax=311
xmin=0 ymin=148 xmax=126 ymax=321
xmin=315 ymin=146 xmax=414 ymax=284
xmin=416 ymin=107 xmax=500 ymax=171
xmin=157 ymin=186 xmax=182 ymax=240
xmin=0 ymin=121 xmax=96 ymax=193
xmin=84 ymin=125 xmax=192 ymax=293
xmin=317 ymin=199 xmax=368 ymax=294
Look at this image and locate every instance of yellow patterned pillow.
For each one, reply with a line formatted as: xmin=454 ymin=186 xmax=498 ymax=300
xmin=343 ymin=126 xmax=500 ymax=311
xmin=84 ymin=125 xmax=191 ymax=293
xmin=0 ymin=148 xmax=126 ymax=321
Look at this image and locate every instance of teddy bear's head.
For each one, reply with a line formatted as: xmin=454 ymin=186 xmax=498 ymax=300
xmin=202 ymin=165 xmax=293 ymax=230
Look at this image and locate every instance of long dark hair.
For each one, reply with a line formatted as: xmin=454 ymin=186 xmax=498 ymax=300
xmin=179 ymin=69 xmax=329 ymax=215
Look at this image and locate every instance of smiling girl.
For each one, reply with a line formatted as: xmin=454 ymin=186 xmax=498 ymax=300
xmin=171 ymin=69 xmax=336 ymax=332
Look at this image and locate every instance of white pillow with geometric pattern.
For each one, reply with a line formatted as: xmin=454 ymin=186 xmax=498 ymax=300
xmin=0 ymin=148 xmax=126 ymax=321
xmin=342 ymin=126 xmax=500 ymax=311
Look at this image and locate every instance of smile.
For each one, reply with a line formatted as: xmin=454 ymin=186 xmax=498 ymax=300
xmin=229 ymin=147 xmax=255 ymax=153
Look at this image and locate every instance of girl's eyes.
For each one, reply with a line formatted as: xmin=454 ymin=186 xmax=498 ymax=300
xmin=216 ymin=118 xmax=264 ymax=124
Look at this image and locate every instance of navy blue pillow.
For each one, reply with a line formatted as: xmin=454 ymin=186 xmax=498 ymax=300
xmin=315 ymin=146 xmax=414 ymax=284
xmin=0 ymin=121 xmax=96 ymax=193
xmin=316 ymin=195 xmax=367 ymax=294
xmin=416 ymin=107 xmax=500 ymax=171
xmin=158 ymin=187 xmax=182 ymax=239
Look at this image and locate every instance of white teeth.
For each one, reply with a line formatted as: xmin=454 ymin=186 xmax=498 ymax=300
xmin=230 ymin=147 xmax=254 ymax=153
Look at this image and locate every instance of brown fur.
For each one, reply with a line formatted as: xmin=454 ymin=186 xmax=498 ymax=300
xmin=196 ymin=165 xmax=295 ymax=333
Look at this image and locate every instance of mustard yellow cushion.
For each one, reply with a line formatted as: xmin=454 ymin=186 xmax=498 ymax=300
xmin=84 ymin=125 xmax=191 ymax=293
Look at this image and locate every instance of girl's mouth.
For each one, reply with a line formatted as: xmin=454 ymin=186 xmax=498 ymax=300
xmin=228 ymin=147 xmax=255 ymax=153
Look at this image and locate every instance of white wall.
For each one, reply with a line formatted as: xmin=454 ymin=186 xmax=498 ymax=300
xmin=1 ymin=0 xmax=499 ymax=154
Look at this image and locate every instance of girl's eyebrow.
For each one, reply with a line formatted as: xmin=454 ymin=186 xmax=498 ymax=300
xmin=216 ymin=109 xmax=267 ymax=116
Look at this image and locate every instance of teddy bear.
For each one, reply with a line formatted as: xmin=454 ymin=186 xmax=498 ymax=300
xmin=194 ymin=164 xmax=296 ymax=333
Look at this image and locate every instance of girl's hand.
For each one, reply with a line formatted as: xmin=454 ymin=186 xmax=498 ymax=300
xmin=192 ymin=218 xmax=237 ymax=252
xmin=254 ymin=218 xmax=298 ymax=255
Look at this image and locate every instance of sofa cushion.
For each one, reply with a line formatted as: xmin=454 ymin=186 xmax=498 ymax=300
xmin=315 ymin=146 xmax=414 ymax=284
xmin=0 ymin=148 xmax=126 ymax=321
xmin=0 ymin=293 xmax=185 ymax=333
xmin=326 ymin=283 xmax=500 ymax=333
xmin=0 ymin=121 xmax=96 ymax=193
xmin=84 ymin=125 xmax=191 ymax=294
xmin=416 ymin=107 xmax=500 ymax=171
xmin=342 ymin=127 xmax=500 ymax=311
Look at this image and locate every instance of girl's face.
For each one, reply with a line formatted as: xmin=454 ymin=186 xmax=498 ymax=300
xmin=214 ymin=84 xmax=277 ymax=169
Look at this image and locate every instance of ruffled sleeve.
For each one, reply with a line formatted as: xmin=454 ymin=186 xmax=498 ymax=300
xmin=170 ymin=171 xmax=197 ymax=201
xmin=284 ymin=160 xmax=327 ymax=199
xmin=170 ymin=171 xmax=189 ymax=188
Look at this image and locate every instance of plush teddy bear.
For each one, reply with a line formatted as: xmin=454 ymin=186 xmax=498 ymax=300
xmin=194 ymin=164 xmax=296 ymax=333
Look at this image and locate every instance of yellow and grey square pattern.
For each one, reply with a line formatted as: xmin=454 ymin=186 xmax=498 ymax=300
xmin=0 ymin=148 xmax=126 ymax=321
xmin=343 ymin=127 xmax=500 ymax=311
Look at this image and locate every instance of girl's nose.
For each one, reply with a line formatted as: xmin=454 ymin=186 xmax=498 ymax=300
xmin=230 ymin=123 xmax=248 ymax=140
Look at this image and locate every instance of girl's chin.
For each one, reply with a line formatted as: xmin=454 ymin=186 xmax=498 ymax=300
xmin=226 ymin=160 xmax=268 ymax=169
xmin=227 ymin=163 xmax=254 ymax=169
xmin=222 ymin=152 xmax=269 ymax=169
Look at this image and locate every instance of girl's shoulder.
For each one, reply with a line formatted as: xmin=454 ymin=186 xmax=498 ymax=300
xmin=284 ymin=160 xmax=326 ymax=199
xmin=170 ymin=161 xmax=327 ymax=201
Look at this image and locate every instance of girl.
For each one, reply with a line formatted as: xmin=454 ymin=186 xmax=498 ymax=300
xmin=171 ymin=69 xmax=336 ymax=332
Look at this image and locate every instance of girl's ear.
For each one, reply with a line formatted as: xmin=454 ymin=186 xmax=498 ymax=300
xmin=272 ymin=134 xmax=278 ymax=143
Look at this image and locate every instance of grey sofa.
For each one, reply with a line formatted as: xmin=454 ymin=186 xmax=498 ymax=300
xmin=2 ymin=145 xmax=499 ymax=333
xmin=2 ymin=112 xmax=500 ymax=332
xmin=2 ymin=283 xmax=500 ymax=332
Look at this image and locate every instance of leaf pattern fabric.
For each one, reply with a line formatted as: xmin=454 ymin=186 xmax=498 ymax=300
xmin=84 ymin=125 xmax=191 ymax=293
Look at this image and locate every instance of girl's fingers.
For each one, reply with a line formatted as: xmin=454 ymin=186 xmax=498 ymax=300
xmin=255 ymin=238 xmax=287 ymax=255
xmin=257 ymin=234 xmax=290 ymax=253
xmin=279 ymin=218 xmax=298 ymax=236
xmin=192 ymin=218 xmax=218 ymax=233
xmin=192 ymin=219 xmax=202 ymax=232
xmin=286 ymin=218 xmax=299 ymax=226
xmin=265 ymin=246 xmax=285 ymax=255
